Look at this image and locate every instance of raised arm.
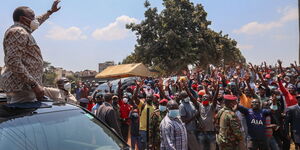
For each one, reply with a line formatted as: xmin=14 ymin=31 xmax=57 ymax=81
xmin=37 ymin=0 xmax=61 ymax=27
xmin=182 ymin=81 xmax=199 ymax=109
xmin=133 ymin=80 xmax=143 ymax=105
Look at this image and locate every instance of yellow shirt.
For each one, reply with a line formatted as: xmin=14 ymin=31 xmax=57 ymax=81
xmin=138 ymin=101 xmax=155 ymax=131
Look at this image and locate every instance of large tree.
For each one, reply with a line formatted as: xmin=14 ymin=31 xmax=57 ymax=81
xmin=124 ymin=0 xmax=245 ymax=74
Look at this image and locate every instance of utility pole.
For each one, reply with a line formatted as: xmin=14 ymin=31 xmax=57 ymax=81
xmin=298 ymin=0 xmax=300 ymax=64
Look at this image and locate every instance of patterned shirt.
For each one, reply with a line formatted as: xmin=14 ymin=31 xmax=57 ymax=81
xmin=0 ymin=13 xmax=50 ymax=93
xmin=160 ymin=115 xmax=188 ymax=150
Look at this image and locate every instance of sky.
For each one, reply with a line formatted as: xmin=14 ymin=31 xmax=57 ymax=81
xmin=0 ymin=0 xmax=298 ymax=72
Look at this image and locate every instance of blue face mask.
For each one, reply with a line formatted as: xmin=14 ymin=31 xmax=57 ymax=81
xmin=159 ymin=105 xmax=167 ymax=112
xmin=270 ymin=104 xmax=278 ymax=111
xmin=168 ymin=109 xmax=179 ymax=118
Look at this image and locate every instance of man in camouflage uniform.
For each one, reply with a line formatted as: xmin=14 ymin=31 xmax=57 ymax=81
xmin=149 ymin=99 xmax=168 ymax=150
xmin=216 ymin=95 xmax=244 ymax=150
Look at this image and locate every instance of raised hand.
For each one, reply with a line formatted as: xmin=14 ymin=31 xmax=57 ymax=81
xmin=50 ymin=0 xmax=61 ymax=13
xmin=277 ymin=60 xmax=282 ymax=66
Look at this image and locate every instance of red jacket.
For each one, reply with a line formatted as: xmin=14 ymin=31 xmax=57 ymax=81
xmin=278 ymin=80 xmax=297 ymax=107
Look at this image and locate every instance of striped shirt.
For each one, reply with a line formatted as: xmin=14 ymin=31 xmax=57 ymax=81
xmin=265 ymin=116 xmax=273 ymax=137
xmin=160 ymin=115 xmax=188 ymax=150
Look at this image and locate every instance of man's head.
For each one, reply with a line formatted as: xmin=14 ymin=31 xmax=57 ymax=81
xmin=95 ymin=93 xmax=104 ymax=104
xmin=244 ymin=88 xmax=252 ymax=97
xmin=167 ymin=100 xmax=179 ymax=118
xmin=159 ymin=99 xmax=168 ymax=112
xmin=223 ymin=95 xmax=238 ymax=110
xmin=180 ymin=91 xmax=188 ymax=100
xmin=13 ymin=6 xmax=39 ymax=30
xmin=104 ymin=93 xmax=113 ymax=103
xmin=146 ymin=94 xmax=153 ymax=105
xmin=258 ymin=86 xmax=266 ymax=97
xmin=202 ymin=94 xmax=210 ymax=106
xmin=174 ymin=92 xmax=181 ymax=103
xmin=288 ymin=85 xmax=296 ymax=95
xmin=56 ymin=77 xmax=71 ymax=91
xmin=251 ymin=99 xmax=261 ymax=110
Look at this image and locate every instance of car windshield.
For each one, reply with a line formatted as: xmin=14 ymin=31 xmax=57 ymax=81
xmin=0 ymin=109 xmax=127 ymax=150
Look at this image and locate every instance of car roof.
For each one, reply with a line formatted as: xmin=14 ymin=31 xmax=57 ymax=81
xmin=0 ymin=100 xmax=82 ymax=119
xmin=32 ymin=101 xmax=79 ymax=114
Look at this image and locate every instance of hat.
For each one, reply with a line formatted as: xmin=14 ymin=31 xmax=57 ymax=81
xmin=56 ymin=77 xmax=69 ymax=85
xmin=223 ymin=95 xmax=238 ymax=101
xmin=159 ymin=99 xmax=168 ymax=104
xmin=265 ymin=74 xmax=271 ymax=79
xmin=287 ymin=84 xmax=296 ymax=90
xmin=198 ymin=90 xmax=206 ymax=96
xmin=192 ymin=84 xmax=198 ymax=89
xmin=79 ymin=98 xmax=89 ymax=104
xmin=154 ymin=94 xmax=160 ymax=99
xmin=95 ymin=93 xmax=103 ymax=98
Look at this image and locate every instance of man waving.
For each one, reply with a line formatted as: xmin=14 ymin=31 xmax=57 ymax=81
xmin=0 ymin=0 xmax=61 ymax=104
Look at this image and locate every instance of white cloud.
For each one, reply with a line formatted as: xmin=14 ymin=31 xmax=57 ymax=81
xmin=237 ymin=44 xmax=254 ymax=50
xmin=92 ymin=15 xmax=138 ymax=41
xmin=46 ymin=25 xmax=87 ymax=40
xmin=233 ymin=7 xmax=298 ymax=35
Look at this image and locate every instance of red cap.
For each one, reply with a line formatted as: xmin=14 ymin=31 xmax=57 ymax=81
xmin=223 ymin=95 xmax=238 ymax=101
xmin=265 ymin=74 xmax=271 ymax=79
xmin=159 ymin=99 xmax=169 ymax=104
xmin=198 ymin=90 xmax=206 ymax=96
xmin=154 ymin=94 xmax=160 ymax=99
xmin=192 ymin=84 xmax=198 ymax=89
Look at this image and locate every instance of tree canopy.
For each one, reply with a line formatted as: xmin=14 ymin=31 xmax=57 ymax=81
xmin=124 ymin=0 xmax=245 ymax=75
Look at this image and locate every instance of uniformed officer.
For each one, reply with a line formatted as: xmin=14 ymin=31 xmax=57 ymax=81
xmin=216 ymin=95 xmax=244 ymax=150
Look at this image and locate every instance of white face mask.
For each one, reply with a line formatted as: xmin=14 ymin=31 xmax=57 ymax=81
xmin=30 ymin=19 xmax=40 ymax=30
xmin=123 ymin=98 xmax=128 ymax=104
xmin=64 ymin=82 xmax=71 ymax=91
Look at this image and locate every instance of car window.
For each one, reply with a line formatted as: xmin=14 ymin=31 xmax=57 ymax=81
xmin=0 ymin=109 xmax=127 ymax=150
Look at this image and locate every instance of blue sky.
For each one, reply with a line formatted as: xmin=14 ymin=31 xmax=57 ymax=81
xmin=0 ymin=0 xmax=298 ymax=72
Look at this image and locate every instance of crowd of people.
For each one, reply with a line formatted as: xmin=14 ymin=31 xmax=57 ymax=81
xmin=0 ymin=1 xmax=299 ymax=150
xmin=73 ymin=60 xmax=300 ymax=150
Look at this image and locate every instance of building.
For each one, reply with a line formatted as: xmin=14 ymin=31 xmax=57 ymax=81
xmin=52 ymin=67 xmax=75 ymax=81
xmin=98 ymin=61 xmax=115 ymax=72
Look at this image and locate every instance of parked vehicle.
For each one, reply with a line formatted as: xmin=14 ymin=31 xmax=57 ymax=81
xmin=0 ymin=100 xmax=129 ymax=150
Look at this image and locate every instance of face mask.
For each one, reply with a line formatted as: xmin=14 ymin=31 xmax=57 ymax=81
xmin=270 ymin=104 xmax=278 ymax=111
xmin=159 ymin=105 xmax=167 ymax=112
xmin=64 ymin=82 xmax=71 ymax=91
xmin=123 ymin=98 xmax=128 ymax=104
xmin=184 ymin=97 xmax=190 ymax=103
xmin=232 ymin=104 xmax=238 ymax=111
xmin=30 ymin=19 xmax=40 ymax=30
xmin=219 ymin=90 xmax=224 ymax=95
xmin=168 ymin=109 xmax=179 ymax=118
xmin=132 ymin=113 xmax=139 ymax=117
xmin=202 ymin=100 xmax=209 ymax=106
xmin=276 ymin=96 xmax=281 ymax=99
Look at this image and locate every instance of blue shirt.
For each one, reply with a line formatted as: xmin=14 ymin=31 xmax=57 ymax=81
xmin=238 ymin=106 xmax=272 ymax=140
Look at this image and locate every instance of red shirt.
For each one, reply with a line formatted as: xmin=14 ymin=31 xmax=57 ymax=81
xmin=119 ymin=100 xmax=132 ymax=119
xmin=87 ymin=102 xmax=95 ymax=111
xmin=279 ymin=80 xmax=297 ymax=107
